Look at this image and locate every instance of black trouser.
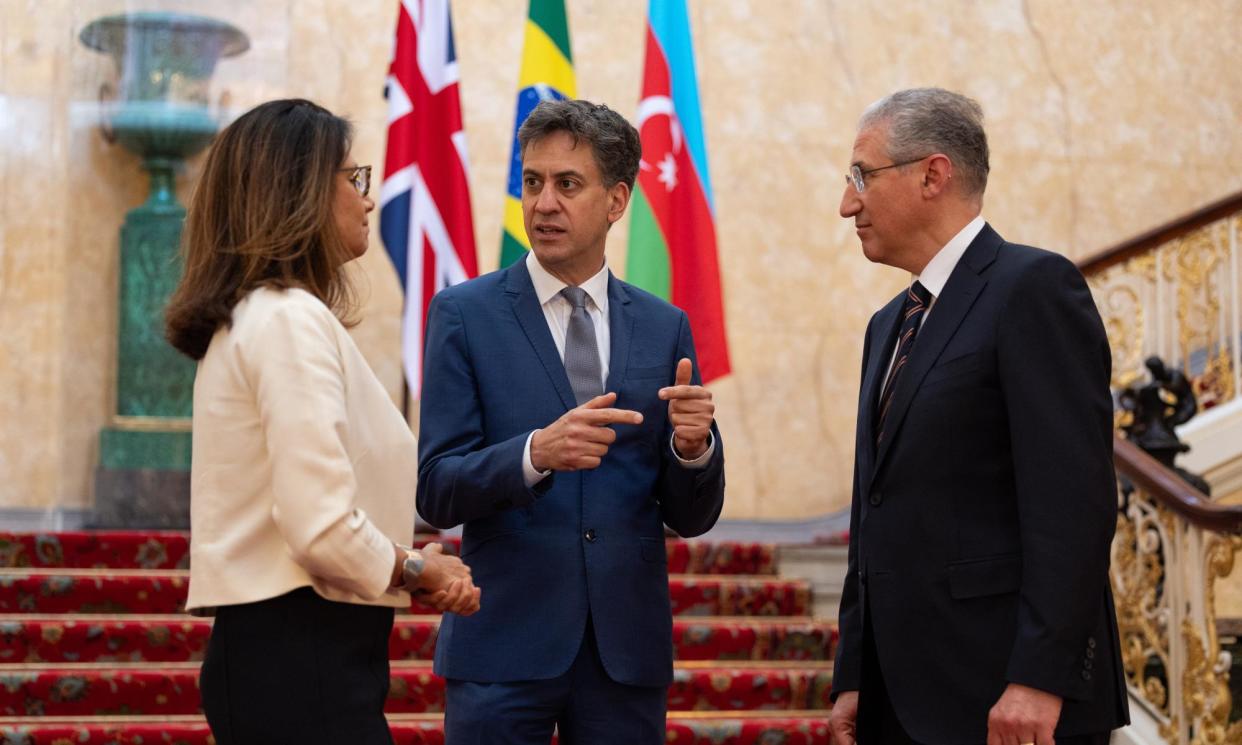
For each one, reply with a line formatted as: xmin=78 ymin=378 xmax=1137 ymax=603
xmin=858 ymin=609 xmax=918 ymax=745
xmin=200 ymin=587 xmax=395 ymax=745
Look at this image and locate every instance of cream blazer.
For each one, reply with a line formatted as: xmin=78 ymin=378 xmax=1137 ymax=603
xmin=185 ymin=286 xmax=415 ymax=614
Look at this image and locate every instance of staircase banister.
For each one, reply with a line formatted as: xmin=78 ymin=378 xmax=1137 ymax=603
xmin=1078 ymin=189 xmax=1242 ymax=275
xmin=1113 ymin=434 xmax=1242 ymax=534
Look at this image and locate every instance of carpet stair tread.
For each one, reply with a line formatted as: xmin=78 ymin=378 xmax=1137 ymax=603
xmin=0 ymin=530 xmax=828 ymax=737
xmin=0 ymin=615 xmax=836 ymax=663
xmin=0 ymin=660 xmax=833 ymax=716
xmin=0 ymin=532 xmax=778 ymax=575
xmin=0 ymin=569 xmax=810 ymax=617
xmin=0 ymin=712 xmax=831 ymax=745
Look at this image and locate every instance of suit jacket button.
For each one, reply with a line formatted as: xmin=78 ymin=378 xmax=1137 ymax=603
xmin=868 ymin=492 xmax=882 ymax=506
xmin=584 ymin=529 xmax=597 ymax=542
xmin=1086 ymin=648 xmax=1095 ymax=659
xmin=1087 ymin=637 xmax=1097 ymax=649
xmin=1082 ymin=670 xmax=1092 ymax=680
xmin=1084 ymin=659 xmax=1093 ymax=670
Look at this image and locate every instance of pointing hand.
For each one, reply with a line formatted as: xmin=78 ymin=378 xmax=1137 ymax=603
xmin=530 ymin=392 xmax=643 ymax=471
xmin=658 ymin=358 xmax=714 ymax=460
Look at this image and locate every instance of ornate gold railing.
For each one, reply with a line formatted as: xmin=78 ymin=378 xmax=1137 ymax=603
xmin=1081 ymin=191 xmax=1242 ymax=743
xmin=1111 ymin=437 xmax=1242 ymax=743
xmin=1082 ymin=191 xmax=1242 ymax=407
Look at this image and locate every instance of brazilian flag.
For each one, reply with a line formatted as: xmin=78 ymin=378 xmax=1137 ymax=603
xmin=499 ymin=0 xmax=576 ymax=268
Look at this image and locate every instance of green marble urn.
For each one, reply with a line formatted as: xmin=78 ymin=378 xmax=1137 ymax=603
xmin=81 ymin=12 xmax=248 ymax=526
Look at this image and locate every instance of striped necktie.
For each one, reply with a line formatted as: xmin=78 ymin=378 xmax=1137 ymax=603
xmin=876 ymin=281 xmax=932 ymax=444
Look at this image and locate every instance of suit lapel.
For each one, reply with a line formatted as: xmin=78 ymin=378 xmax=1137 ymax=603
xmin=604 ymin=274 xmax=633 ymax=392
xmin=503 ymin=260 xmax=578 ymax=410
xmin=858 ymin=295 xmax=904 ymax=482
xmin=871 ymin=224 xmax=1002 ymax=477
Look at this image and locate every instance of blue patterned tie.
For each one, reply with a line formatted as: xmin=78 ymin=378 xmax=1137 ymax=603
xmin=876 ymin=281 xmax=932 ymax=444
xmin=560 ymin=287 xmax=603 ymax=405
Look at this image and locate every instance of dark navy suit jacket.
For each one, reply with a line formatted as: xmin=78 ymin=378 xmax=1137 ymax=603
xmin=833 ymin=224 xmax=1130 ymax=742
xmin=416 ymin=258 xmax=725 ymax=687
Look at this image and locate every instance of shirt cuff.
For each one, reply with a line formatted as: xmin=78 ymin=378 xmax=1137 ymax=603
xmin=523 ymin=430 xmax=552 ymax=487
xmin=670 ymin=431 xmax=715 ymax=468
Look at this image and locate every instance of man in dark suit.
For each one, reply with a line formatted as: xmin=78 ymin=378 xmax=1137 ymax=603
xmin=828 ymin=88 xmax=1129 ymax=745
xmin=417 ymin=99 xmax=725 ymax=744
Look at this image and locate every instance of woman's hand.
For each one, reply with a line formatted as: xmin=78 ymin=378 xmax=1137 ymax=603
xmin=406 ymin=543 xmax=482 ymax=616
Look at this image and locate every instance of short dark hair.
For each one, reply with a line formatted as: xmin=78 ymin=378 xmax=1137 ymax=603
xmin=860 ymin=87 xmax=990 ymax=197
xmin=517 ymin=99 xmax=641 ymax=189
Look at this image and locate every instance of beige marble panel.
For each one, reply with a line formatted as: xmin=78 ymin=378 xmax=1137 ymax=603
xmin=2 ymin=0 xmax=1242 ymax=519
xmin=1 ymin=2 xmax=74 ymax=510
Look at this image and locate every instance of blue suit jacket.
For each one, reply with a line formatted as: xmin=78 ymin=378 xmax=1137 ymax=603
xmin=416 ymin=259 xmax=726 ymax=687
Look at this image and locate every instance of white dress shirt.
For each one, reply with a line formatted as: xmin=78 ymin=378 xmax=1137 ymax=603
xmin=917 ymin=215 xmax=986 ymax=306
xmin=525 ymin=250 xmax=613 ymax=385
xmin=521 ymin=251 xmax=714 ymax=486
xmin=880 ymin=215 xmax=986 ymax=399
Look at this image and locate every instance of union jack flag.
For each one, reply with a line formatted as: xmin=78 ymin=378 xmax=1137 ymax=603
xmin=381 ymin=0 xmax=478 ymax=397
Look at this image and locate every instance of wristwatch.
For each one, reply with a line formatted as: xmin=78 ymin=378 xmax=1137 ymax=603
xmin=400 ymin=550 xmax=426 ymax=591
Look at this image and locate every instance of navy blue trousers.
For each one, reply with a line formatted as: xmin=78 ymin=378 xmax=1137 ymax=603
xmin=443 ymin=616 xmax=666 ymax=745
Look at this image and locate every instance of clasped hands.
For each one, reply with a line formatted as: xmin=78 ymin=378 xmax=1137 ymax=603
xmin=391 ymin=542 xmax=481 ymax=616
xmin=530 ymin=358 xmax=714 ymax=471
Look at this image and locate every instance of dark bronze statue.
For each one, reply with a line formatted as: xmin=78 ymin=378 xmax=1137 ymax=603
xmin=1118 ymin=356 xmax=1211 ymax=496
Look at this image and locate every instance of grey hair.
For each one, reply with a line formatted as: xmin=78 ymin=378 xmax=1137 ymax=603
xmin=518 ymin=99 xmax=642 ymax=189
xmin=859 ymin=88 xmax=990 ymax=197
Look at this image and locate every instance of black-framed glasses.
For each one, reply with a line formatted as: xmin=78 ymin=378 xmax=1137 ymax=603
xmin=846 ymin=156 xmax=928 ymax=193
xmin=340 ymin=165 xmax=372 ymax=197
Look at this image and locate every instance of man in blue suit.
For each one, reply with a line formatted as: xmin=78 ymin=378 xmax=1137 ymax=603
xmin=417 ymin=99 xmax=726 ymax=744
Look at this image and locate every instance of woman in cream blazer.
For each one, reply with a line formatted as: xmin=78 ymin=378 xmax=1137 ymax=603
xmin=165 ymin=99 xmax=479 ymax=743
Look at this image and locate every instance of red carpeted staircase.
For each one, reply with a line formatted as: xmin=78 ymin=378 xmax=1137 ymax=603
xmin=0 ymin=531 xmax=836 ymax=743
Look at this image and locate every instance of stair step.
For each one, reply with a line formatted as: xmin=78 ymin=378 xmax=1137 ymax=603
xmin=0 ymin=660 xmax=832 ymax=716
xmin=0 ymin=712 xmax=832 ymax=744
xmin=0 ymin=532 xmax=779 ymax=575
xmin=0 ymin=570 xmax=810 ymax=616
xmin=0 ymin=615 xmax=836 ymax=664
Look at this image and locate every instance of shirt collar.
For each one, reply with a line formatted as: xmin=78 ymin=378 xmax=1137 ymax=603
xmin=525 ymin=251 xmax=611 ymax=311
xmin=915 ymin=215 xmax=986 ymax=298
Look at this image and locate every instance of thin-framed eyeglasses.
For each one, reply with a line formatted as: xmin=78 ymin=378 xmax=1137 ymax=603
xmin=846 ymin=156 xmax=929 ymax=193
xmin=340 ymin=165 xmax=372 ymax=197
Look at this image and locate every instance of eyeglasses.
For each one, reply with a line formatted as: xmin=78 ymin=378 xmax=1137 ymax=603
xmin=340 ymin=165 xmax=372 ymax=197
xmin=846 ymin=156 xmax=928 ymax=193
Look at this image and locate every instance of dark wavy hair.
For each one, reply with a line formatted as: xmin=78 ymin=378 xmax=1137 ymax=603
xmin=165 ymin=98 xmax=357 ymax=360
xmin=517 ymin=99 xmax=641 ymax=189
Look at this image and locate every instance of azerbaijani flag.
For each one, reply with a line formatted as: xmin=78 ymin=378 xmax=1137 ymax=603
xmin=498 ymin=0 xmax=576 ymax=268
xmin=627 ymin=0 xmax=730 ymax=383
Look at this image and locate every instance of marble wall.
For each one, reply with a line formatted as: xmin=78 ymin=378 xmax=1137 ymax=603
xmin=1 ymin=0 xmax=1240 ymax=519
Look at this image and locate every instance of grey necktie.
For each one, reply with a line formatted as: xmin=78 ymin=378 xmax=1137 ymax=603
xmin=560 ymin=286 xmax=604 ymax=405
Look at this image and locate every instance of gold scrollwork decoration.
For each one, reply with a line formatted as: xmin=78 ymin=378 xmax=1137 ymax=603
xmin=1187 ymin=534 xmax=1242 ymax=745
xmin=1194 ymin=349 xmax=1236 ymax=410
xmin=1092 ymin=279 xmax=1146 ymax=390
xmin=1112 ymin=497 xmax=1174 ymax=719
xmin=1174 ymin=226 xmax=1225 ymax=387
xmin=1114 ymin=488 xmax=1242 ymax=743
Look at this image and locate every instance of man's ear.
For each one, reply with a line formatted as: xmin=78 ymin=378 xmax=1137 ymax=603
xmin=922 ymin=154 xmax=954 ymax=197
xmin=607 ymin=181 xmax=632 ymax=225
